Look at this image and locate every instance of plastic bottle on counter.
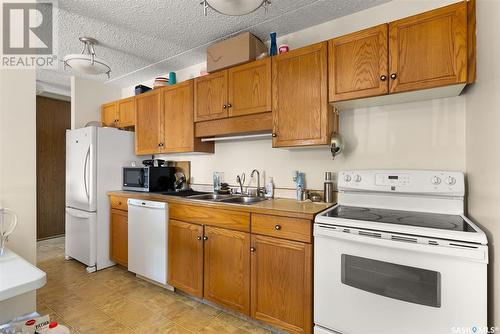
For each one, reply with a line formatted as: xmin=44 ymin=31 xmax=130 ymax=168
xmin=265 ymin=177 xmax=274 ymax=198
xmin=47 ymin=322 xmax=71 ymax=334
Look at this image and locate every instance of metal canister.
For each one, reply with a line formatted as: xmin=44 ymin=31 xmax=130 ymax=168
xmin=324 ymin=172 xmax=334 ymax=203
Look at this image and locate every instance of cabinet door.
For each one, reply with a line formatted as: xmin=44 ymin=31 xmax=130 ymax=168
xmin=110 ymin=209 xmax=128 ymax=267
xmin=251 ymin=235 xmax=312 ymax=334
xmin=228 ymin=58 xmax=271 ymax=117
xmin=168 ymin=219 xmax=204 ymax=298
xmin=204 ymin=226 xmax=250 ymax=315
xmin=117 ymin=97 xmax=135 ymax=128
xmin=135 ymin=89 xmax=163 ymax=155
xmin=389 ymin=2 xmax=467 ymax=93
xmin=329 ymin=24 xmax=388 ymax=102
xmin=194 ymin=71 xmax=228 ymax=122
xmin=101 ymin=102 xmax=118 ymax=127
xmin=272 ymin=42 xmax=331 ymax=147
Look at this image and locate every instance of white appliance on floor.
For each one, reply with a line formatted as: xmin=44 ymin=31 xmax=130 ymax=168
xmin=314 ymin=170 xmax=488 ymax=334
xmin=65 ymin=126 xmax=136 ymax=272
xmin=127 ymin=199 xmax=173 ymax=289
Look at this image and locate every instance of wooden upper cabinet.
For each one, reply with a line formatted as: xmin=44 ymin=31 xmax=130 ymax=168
xmin=204 ymin=226 xmax=250 ymax=315
xmin=168 ymin=219 xmax=204 ymax=298
xmin=101 ymin=102 xmax=118 ymax=127
xmin=117 ymin=97 xmax=135 ymax=127
xmin=194 ymin=71 xmax=228 ymax=122
xmin=329 ymin=24 xmax=389 ymax=102
xmin=272 ymin=42 xmax=332 ymax=147
xmin=110 ymin=209 xmax=128 ymax=267
xmin=251 ymin=234 xmax=312 ymax=334
xmin=228 ymin=58 xmax=271 ymax=117
xmin=389 ymin=1 xmax=468 ymax=93
xmin=135 ymin=89 xmax=163 ymax=155
xmin=162 ymin=81 xmax=214 ymax=154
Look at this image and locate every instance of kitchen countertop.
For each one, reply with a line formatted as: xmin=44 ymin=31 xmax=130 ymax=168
xmin=108 ymin=191 xmax=335 ymax=220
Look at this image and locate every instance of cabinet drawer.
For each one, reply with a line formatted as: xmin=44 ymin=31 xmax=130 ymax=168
xmin=251 ymin=214 xmax=312 ymax=243
xmin=110 ymin=196 xmax=128 ymax=211
xmin=169 ymin=203 xmax=250 ymax=232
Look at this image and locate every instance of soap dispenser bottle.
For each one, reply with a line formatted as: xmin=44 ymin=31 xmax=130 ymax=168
xmin=265 ymin=177 xmax=274 ymax=198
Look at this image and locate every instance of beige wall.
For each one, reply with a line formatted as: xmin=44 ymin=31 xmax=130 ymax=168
xmin=0 ymin=69 xmax=37 ymax=316
xmin=465 ymin=0 xmax=500 ymax=326
xmin=71 ymin=76 xmax=121 ymax=129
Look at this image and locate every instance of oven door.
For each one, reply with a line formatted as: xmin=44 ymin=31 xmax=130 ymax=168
xmin=313 ymin=224 xmax=487 ymax=334
xmin=122 ymin=167 xmax=148 ymax=191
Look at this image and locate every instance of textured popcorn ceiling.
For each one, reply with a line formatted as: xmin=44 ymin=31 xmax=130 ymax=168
xmin=36 ymin=0 xmax=389 ymax=91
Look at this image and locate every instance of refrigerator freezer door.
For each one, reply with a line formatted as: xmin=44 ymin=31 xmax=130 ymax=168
xmin=65 ymin=207 xmax=97 ymax=268
xmin=66 ymin=127 xmax=97 ymax=212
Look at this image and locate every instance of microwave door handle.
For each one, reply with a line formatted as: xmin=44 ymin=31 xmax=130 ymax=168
xmin=83 ymin=147 xmax=90 ymax=200
xmin=138 ymin=169 xmax=145 ymax=187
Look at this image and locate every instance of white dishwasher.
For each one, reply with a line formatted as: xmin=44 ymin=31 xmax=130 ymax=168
xmin=128 ymin=199 xmax=172 ymax=289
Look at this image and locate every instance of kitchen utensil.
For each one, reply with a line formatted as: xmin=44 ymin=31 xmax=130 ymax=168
xmin=310 ymin=192 xmax=322 ymax=202
xmin=0 ymin=207 xmax=18 ymax=256
xmin=329 ymin=131 xmax=344 ymax=159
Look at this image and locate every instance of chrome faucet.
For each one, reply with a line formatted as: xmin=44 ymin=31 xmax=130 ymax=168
xmin=250 ymin=169 xmax=266 ymax=198
xmin=236 ymin=173 xmax=245 ymax=195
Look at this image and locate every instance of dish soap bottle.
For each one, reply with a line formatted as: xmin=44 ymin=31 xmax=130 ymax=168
xmin=265 ymin=177 xmax=274 ymax=198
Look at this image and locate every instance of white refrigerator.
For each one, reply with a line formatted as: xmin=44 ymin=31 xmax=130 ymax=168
xmin=65 ymin=126 xmax=136 ymax=272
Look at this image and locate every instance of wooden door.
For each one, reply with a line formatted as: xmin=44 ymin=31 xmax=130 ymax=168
xmin=135 ymin=89 xmax=163 ymax=155
xmin=204 ymin=226 xmax=250 ymax=315
xmin=163 ymin=81 xmax=194 ymax=153
xmin=388 ymin=2 xmax=467 ymax=93
xmin=101 ymin=101 xmax=118 ymax=127
xmin=329 ymin=24 xmax=388 ymax=101
xmin=110 ymin=209 xmax=128 ymax=267
xmin=251 ymin=235 xmax=312 ymax=334
xmin=194 ymin=71 xmax=228 ymax=122
xmin=272 ymin=42 xmax=331 ymax=147
xmin=168 ymin=220 xmax=204 ymax=298
xmin=228 ymin=58 xmax=271 ymax=117
xmin=117 ymin=97 xmax=135 ymax=128
xmin=36 ymin=96 xmax=71 ymax=240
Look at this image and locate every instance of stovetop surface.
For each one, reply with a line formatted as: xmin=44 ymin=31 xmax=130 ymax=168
xmin=324 ymin=205 xmax=476 ymax=232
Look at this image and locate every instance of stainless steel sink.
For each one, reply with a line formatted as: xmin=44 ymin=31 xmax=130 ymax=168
xmin=219 ymin=196 xmax=267 ymax=205
xmin=187 ymin=193 xmax=233 ymax=201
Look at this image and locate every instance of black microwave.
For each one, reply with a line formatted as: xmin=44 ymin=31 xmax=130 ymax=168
xmin=122 ymin=166 xmax=175 ymax=192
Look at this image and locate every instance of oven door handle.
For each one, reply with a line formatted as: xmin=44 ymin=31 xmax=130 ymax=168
xmin=314 ymin=224 xmax=488 ymax=263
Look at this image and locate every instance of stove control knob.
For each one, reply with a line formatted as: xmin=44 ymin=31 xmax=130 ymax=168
xmin=344 ymin=175 xmax=352 ymax=182
xmin=445 ymin=176 xmax=456 ymax=185
xmin=354 ymin=175 xmax=362 ymax=183
xmin=431 ymin=176 xmax=442 ymax=185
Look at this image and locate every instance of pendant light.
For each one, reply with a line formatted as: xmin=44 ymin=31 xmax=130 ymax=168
xmin=201 ymin=0 xmax=271 ymax=16
xmin=63 ymin=37 xmax=111 ymax=78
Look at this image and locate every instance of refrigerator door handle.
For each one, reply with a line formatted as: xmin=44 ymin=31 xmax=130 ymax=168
xmin=83 ymin=146 xmax=90 ymax=200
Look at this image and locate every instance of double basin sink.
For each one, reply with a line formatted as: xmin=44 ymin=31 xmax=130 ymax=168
xmin=187 ymin=193 xmax=267 ymax=205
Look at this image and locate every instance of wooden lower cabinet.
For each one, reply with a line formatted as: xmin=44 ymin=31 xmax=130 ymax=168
xmin=167 ymin=219 xmax=204 ymax=298
xmin=204 ymin=226 xmax=251 ymax=315
xmin=251 ymin=234 xmax=312 ymax=334
xmin=110 ymin=209 xmax=128 ymax=267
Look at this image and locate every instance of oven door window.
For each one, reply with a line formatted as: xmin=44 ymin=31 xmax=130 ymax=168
xmin=341 ymin=254 xmax=441 ymax=308
xmin=123 ymin=169 xmax=145 ymax=187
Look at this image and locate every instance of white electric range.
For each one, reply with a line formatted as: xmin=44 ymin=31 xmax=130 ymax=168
xmin=314 ymin=170 xmax=488 ymax=334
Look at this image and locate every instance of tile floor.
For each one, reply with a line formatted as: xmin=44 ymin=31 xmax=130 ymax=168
xmin=36 ymin=237 xmax=273 ymax=334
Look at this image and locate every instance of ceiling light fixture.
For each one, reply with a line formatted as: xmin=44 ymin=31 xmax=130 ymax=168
xmin=63 ymin=37 xmax=111 ymax=78
xmin=201 ymin=0 xmax=271 ymax=16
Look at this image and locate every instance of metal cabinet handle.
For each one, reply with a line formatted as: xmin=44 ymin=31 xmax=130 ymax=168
xmin=227 ymin=104 xmax=232 ymax=108
xmin=274 ymin=224 xmax=281 ymax=230
xmin=380 ymin=75 xmax=387 ymax=81
xmin=250 ymin=247 xmax=256 ymax=252
xmin=272 ymin=133 xmax=277 ymax=138
xmin=197 ymin=236 xmax=202 ymax=241
xmin=390 ymin=73 xmax=397 ymax=80
xmin=203 ymin=236 xmax=208 ymax=241
xmin=223 ymin=104 xmax=227 ymax=109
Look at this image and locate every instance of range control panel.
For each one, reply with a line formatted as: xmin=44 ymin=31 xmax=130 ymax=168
xmin=338 ymin=170 xmax=465 ymax=196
